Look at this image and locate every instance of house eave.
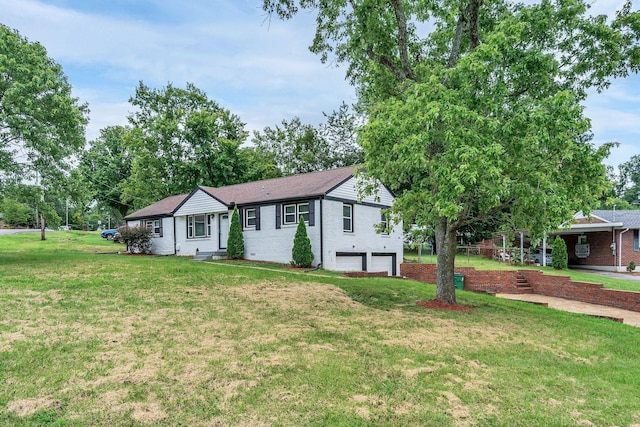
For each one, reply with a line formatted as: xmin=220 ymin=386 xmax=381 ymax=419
xmin=553 ymin=222 xmax=625 ymax=234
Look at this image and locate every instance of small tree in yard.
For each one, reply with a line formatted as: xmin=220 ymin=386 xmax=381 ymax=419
xmin=227 ymin=206 xmax=244 ymax=259
xmin=119 ymin=226 xmax=152 ymax=254
xmin=552 ymin=237 xmax=568 ymax=270
xmin=291 ymin=217 xmax=314 ymax=268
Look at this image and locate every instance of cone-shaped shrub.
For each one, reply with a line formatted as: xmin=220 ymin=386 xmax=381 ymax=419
xmin=291 ymin=216 xmax=314 ymax=268
xmin=227 ymin=206 xmax=244 ymax=259
xmin=552 ymin=237 xmax=568 ymax=269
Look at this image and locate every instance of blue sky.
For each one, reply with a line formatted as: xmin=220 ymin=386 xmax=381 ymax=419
xmin=2 ymin=0 xmax=639 ymax=168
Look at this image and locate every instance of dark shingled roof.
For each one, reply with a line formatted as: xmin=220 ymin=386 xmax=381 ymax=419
xmin=199 ymin=166 xmax=355 ymax=205
xmin=124 ymin=166 xmax=356 ymax=220
xmin=590 ymin=210 xmax=640 ymax=229
xmin=125 ymin=194 xmax=189 ymax=220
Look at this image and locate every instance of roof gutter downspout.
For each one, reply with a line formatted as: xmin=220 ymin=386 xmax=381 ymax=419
xmin=319 ymin=198 xmax=324 ymax=268
xmin=619 ymin=227 xmax=630 ymax=271
xmin=173 ymin=216 xmax=177 ymax=255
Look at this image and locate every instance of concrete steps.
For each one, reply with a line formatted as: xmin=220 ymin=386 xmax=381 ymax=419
xmin=193 ymin=251 xmax=227 ymax=261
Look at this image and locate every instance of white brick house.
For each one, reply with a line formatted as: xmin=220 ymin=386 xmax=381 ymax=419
xmin=124 ymin=166 xmax=403 ymax=276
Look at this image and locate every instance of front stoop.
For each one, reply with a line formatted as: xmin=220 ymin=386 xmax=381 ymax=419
xmin=515 ymin=273 xmax=534 ymax=294
xmin=193 ymin=251 xmax=227 ymax=261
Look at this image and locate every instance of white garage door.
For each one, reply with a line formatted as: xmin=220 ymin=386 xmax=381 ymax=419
xmin=371 ymin=253 xmax=397 ymax=276
xmin=370 ymin=256 xmax=393 ymax=276
xmin=335 ymin=253 xmax=365 ymax=272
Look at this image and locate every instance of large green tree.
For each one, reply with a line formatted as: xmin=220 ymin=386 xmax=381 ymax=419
xmin=264 ymin=0 xmax=640 ymax=303
xmin=0 ymin=24 xmax=88 ymax=188
xmin=251 ymin=103 xmax=363 ymax=176
xmin=79 ymin=126 xmax=133 ymax=219
xmin=616 ymin=154 xmax=640 ymax=205
xmin=121 ymin=82 xmax=248 ymax=210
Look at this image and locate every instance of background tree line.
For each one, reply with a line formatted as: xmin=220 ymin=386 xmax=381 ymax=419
xmin=0 ymin=23 xmax=363 ymax=231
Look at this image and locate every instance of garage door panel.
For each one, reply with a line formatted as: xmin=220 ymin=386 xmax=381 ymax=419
xmin=370 ymin=255 xmax=393 ymax=276
xmin=335 ymin=256 xmax=364 ymax=272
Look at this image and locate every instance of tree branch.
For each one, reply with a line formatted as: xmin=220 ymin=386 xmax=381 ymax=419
xmin=447 ymin=0 xmax=484 ymax=68
xmin=390 ymin=0 xmax=416 ymax=81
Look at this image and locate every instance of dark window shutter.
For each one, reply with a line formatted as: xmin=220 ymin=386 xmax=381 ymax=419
xmin=159 ymin=220 xmax=163 ymax=237
xmin=239 ymin=207 xmax=244 ymax=230
xmin=255 ymin=207 xmax=261 ymax=230
xmin=308 ymin=200 xmax=315 ymax=227
xmin=350 ymin=205 xmax=354 ymax=233
xmin=275 ymin=204 xmax=281 ymax=229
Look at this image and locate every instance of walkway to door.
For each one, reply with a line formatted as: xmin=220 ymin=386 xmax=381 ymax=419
xmin=496 ymin=293 xmax=640 ymax=327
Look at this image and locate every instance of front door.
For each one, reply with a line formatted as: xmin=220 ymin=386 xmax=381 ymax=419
xmin=219 ymin=214 xmax=229 ymax=250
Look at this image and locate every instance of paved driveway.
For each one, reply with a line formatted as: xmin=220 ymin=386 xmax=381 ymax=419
xmin=570 ymin=268 xmax=640 ymax=282
xmin=0 ymin=229 xmax=40 ymax=236
xmin=497 ymin=293 xmax=640 ymax=327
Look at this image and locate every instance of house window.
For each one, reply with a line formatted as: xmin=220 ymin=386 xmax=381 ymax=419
xmin=283 ymin=203 xmax=309 ymax=225
xmin=343 ymin=204 xmax=353 ymax=232
xmin=187 ymin=214 xmax=209 ymax=239
xmin=245 ymin=208 xmax=257 ymax=228
xmin=146 ymin=219 xmax=162 ymax=237
xmin=634 ymin=230 xmax=639 ymax=251
xmin=578 ymin=235 xmax=587 ymax=245
xmin=380 ymin=212 xmax=389 ymax=235
xmin=298 ymin=203 xmax=310 ymax=223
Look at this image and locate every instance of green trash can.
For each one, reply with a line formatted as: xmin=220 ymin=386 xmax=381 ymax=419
xmin=454 ymin=273 xmax=464 ymax=290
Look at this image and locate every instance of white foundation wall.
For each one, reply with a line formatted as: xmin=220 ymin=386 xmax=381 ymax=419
xmin=243 ymin=202 xmax=321 ymax=266
xmin=321 ymin=199 xmax=403 ymax=275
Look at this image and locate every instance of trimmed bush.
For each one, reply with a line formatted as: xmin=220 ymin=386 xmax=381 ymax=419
xmin=119 ymin=226 xmax=152 ymax=254
xmin=227 ymin=206 xmax=244 ymax=259
xmin=291 ymin=217 xmax=314 ymax=268
xmin=552 ymin=237 xmax=568 ymax=269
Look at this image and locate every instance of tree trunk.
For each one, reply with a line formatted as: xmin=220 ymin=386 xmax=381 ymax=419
xmin=435 ymin=217 xmax=457 ymax=304
xmin=40 ymin=213 xmax=46 ymax=241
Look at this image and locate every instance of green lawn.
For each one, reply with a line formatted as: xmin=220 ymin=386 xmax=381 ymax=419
xmin=1 ymin=232 xmax=639 ymax=426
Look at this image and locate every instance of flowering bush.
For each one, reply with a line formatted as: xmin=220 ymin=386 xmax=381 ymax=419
xmin=119 ymin=226 xmax=152 ymax=254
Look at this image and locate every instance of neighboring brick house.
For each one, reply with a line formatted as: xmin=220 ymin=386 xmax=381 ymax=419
xmin=553 ymin=210 xmax=640 ymax=272
xmin=124 ymin=166 xmax=403 ymax=276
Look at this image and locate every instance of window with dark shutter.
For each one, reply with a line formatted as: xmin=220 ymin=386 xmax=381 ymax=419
xmin=308 ymin=200 xmax=315 ymax=226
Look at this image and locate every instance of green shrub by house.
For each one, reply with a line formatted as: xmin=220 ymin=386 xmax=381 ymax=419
xmin=119 ymin=226 xmax=152 ymax=254
xmin=291 ymin=216 xmax=314 ymax=268
xmin=227 ymin=206 xmax=244 ymax=259
xmin=552 ymin=237 xmax=568 ymax=269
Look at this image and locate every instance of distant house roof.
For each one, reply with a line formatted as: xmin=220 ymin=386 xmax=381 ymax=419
xmin=199 ymin=166 xmax=356 ymax=206
xmin=124 ymin=194 xmax=188 ymax=220
xmin=589 ymin=210 xmax=640 ymax=229
xmin=124 ymin=166 xmax=357 ymax=220
xmin=557 ymin=210 xmax=640 ymax=234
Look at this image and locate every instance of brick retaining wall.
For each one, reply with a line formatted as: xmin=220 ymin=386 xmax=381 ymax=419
xmin=400 ymin=263 xmax=640 ymax=313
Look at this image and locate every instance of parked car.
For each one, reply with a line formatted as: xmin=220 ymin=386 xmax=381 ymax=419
xmin=533 ymin=248 xmax=552 ymax=266
xmin=112 ymin=225 xmax=128 ymax=243
xmin=101 ymin=229 xmax=118 ymax=240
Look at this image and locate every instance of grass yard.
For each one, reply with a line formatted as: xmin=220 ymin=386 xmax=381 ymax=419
xmin=1 ymin=232 xmax=640 ymax=426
